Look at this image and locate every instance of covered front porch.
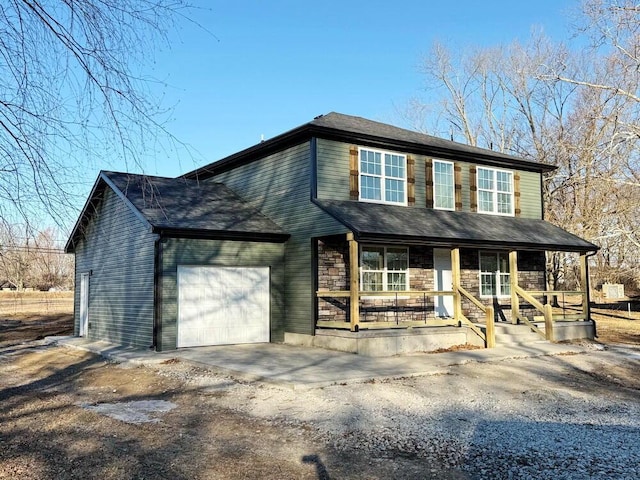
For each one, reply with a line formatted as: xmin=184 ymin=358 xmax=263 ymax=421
xmin=315 ymin=234 xmax=594 ymax=353
xmin=312 ymin=200 xmax=598 ymax=355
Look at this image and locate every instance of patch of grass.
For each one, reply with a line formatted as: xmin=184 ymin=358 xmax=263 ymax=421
xmin=0 ymin=291 xmax=73 ymax=316
xmin=592 ymin=313 xmax=640 ymax=345
xmin=555 ymin=297 xmax=640 ymax=345
xmin=587 ymin=298 xmax=640 ymax=345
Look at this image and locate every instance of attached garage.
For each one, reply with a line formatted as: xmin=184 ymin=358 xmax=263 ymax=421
xmin=177 ymin=266 xmax=270 ymax=347
xmin=159 ymin=237 xmax=286 ymax=351
xmin=66 ymin=172 xmax=288 ymax=352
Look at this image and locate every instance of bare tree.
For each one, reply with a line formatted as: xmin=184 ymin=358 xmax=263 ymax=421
xmin=31 ymin=228 xmax=74 ymax=290
xmin=0 ymin=224 xmax=32 ymax=290
xmin=0 ymin=224 xmax=74 ymax=290
xmin=0 ymin=0 xmax=194 ymax=226
xmin=544 ymin=1 xmax=640 ymax=186
xmin=410 ymin=31 xmax=640 ymax=291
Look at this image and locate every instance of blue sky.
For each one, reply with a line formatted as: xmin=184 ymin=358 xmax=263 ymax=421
xmin=141 ymin=0 xmax=578 ymax=178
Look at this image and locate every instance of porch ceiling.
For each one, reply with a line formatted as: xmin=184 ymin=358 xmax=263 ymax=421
xmin=314 ymin=199 xmax=599 ymax=252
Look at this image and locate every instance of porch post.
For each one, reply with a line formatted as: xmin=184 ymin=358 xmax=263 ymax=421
xmin=509 ymin=250 xmax=519 ymax=324
xmin=347 ymin=232 xmax=360 ymax=332
xmin=544 ymin=303 xmax=555 ymax=341
xmin=451 ymin=248 xmax=462 ymax=324
xmin=485 ymin=305 xmax=496 ymax=348
xmin=580 ymin=253 xmax=591 ymax=321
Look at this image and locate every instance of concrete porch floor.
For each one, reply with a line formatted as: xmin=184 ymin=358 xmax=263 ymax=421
xmin=51 ymin=336 xmax=586 ymax=389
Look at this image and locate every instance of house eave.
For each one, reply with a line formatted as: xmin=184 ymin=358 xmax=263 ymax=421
xmin=65 ymin=176 xmax=105 ymax=253
xmin=64 ymin=172 xmax=154 ymax=254
xmin=308 ymin=125 xmax=556 ymax=173
xmin=351 ymin=232 xmax=599 ymax=253
xmin=183 ymin=123 xmax=556 ymax=181
xmin=152 ymin=227 xmax=290 ymax=243
xmin=313 ymin=199 xmax=599 ymax=254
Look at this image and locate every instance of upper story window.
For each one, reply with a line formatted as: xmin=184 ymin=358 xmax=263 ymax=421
xmin=361 ymin=245 xmax=409 ymax=291
xmin=477 ymin=167 xmax=513 ymax=215
xmin=479 ymin=252 xmax=510 ymax=298
xmin=359 ymin=148 xmax=407 ymax=205
xmin=434 ymin=160 xmax=455 ymax=210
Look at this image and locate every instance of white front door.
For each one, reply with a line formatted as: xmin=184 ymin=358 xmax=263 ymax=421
xmin=434 ymin=249 xmax=454 ymax=317
xmin=177 ymin=266 xmax=270 ymax=348
xmin=79 ymin=273 xmax=90 ymax=336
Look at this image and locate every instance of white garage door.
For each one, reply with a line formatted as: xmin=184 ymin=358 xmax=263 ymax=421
xmin=177 ymin=266 xmax=270 ymax=348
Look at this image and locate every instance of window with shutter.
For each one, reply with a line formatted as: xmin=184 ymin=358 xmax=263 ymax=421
xmin=433 ymin=160 xmax=455 ymax=210
xmin=358 ymin=147 xmax=407 ymax=205
xmin=477 ymin=167 xmax=514 ymax=216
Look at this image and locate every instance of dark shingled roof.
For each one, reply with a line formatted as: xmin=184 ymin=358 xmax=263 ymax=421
xmin=65 ymin=171 xmax=288 ymax=252
xmin=309 ymin=113 xmax=554 ymax=169
xmin=315 ymin=199 xmax=598 ymax=252
xmin=185 ymin=112 xmax=555 ymax=180
xmin=104 ymin=171 xmax=288 ymax=236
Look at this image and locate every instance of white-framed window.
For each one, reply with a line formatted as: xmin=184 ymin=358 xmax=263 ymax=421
xmin=477 ymin=167 xmax=513 ymax=215
xmin=359 ymin=147 xmax=407 ymax=205
xmin=479 ymin=252 xmax=511 ymax=298
xmin=361 ymin=246 xmax=409 ymax=292
xmin=434 ymin=160 xmax=455 ymax=210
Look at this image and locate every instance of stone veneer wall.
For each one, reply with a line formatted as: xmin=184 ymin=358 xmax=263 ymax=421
xmin=317 ymin=239 xmax=350 ymax=323
xmin=317 ymin=241 xmax=435 ymax=324
xmin=460 ymin=249 xmax=546 ymax=322
xmin=317 ymin=242 xmax=546 ymax=325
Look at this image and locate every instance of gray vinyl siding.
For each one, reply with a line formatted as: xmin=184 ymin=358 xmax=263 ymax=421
xmin=315 ymin=140 xmax=542 ymax=218
xmin=316 ymin=139 xmax=427 ymax=204
xmin=316 ymin=139 xmax=349 ymax=200
xmin=212 ymin=141 xmax=346 ymax=336
xmin=72 ymin=187 xmax=155 ymax=348
xmin=458 ymin=161 xmax=471 ymax=210
xmin=158 ymin=238 xmax=285 ymax=351
xmin=413 ymin=154 xmax=427 ymax=205
xmin=518 ymin=170 xmax=543 ymax=219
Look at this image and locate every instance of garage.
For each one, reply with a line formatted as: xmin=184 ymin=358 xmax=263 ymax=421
xmin=177 ymin=266 xmax=270 ymax=348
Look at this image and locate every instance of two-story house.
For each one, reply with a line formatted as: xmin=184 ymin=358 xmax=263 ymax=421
xmin=65 ymin=113 xmax=598 ymax=355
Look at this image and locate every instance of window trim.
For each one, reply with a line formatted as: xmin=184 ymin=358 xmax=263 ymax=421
xmin=479 ymin=251 xmax=511 ymax=299
xmin=360 ymin=245 xmax=410 ymax=292
xmin=358 ymin=147 xmax=408 ymax=206
xmin=433 ymin=159 xmax=455 ymax=211
xmin=476 ymin=166 xmax=514 ymax=216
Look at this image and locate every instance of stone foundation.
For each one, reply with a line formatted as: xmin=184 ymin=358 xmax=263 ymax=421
xmin=285 ymin=326 xmax=485 ymax=357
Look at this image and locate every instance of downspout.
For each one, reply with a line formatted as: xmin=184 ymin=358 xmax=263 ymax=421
xmin=152 ymin=233 xmax=162 ymax=350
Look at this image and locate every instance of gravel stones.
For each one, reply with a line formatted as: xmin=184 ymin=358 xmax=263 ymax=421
xmin=164 ymin=349 xmax=640 ymax=479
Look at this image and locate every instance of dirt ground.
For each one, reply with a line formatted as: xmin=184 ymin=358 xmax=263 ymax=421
xmin=1 ymin=300 xmax=639 ymax=479
xmin=0 ymin=343 xmax=452 ymax=479
xmin=0 ymin=313 xmax=73 ymax=347
xmin=590 ymin=301 xmax=640 ymax=344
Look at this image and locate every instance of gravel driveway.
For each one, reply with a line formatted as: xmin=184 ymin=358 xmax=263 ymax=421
xmin=161 ymin=342 xmax=640 ymax=479
xmin=2 ymin=340 xmax=640 ymax=479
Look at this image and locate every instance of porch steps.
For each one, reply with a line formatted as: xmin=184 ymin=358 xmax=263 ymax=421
xmin=489 ymin=323 xmax=546 ymax=346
